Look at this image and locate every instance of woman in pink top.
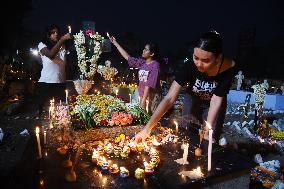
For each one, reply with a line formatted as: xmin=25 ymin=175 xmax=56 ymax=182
xmin=109 ymin=35 xmax=161 ymax=113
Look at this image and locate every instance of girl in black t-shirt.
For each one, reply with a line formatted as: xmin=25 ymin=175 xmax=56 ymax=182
xmin=135 ymin=31 xmax=236 ymax=143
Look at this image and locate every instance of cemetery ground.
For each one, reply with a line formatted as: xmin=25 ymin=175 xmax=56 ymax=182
xmin=0 ymin=93 xmax=283 ymax=189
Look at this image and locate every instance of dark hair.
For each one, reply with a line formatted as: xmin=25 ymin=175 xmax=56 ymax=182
xmin=146 ymin=42 xmax=160 ymax=60
xmin=42 ymin=24 xmax=60 ymax=49
xmin=194 ymin=31 xmax=222 ymax=55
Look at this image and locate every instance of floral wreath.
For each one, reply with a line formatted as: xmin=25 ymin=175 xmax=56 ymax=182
xmin=73 ymin=30 xmax=104 ymax=80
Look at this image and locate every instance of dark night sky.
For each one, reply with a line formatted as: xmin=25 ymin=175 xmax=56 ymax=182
xmin=23 ymin=0 xmax=280 ymax=57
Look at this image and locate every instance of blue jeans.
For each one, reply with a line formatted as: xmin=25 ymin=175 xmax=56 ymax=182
xmin=181 ymin=93 xmax=227 ymax=141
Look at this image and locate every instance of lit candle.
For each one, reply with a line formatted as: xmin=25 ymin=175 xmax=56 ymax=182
xmin=173 ymin=120 xmax=178 ymax=132
xmin=97 ymin=91 xmax=100 ymax=95
xmin=182 ymin=143 xmax=189 ymax=164
xmin=178 ymin=166 xmax=204 ymax=179
xmin=36 ymin=127 xmax=42 ymax=158
xmin=206 ymin=121 xmax=213 ymax=171
xmin=129 ymin=94 xmax=131 ymax=103
xmin=68 ymin=25 xmax=72 ymax=33
xmin=65 ymin=90 xmax=68 ymax=104
xmin=92 ymin=149 xmax=99 ymax=163
xmin=106 ymin=32 xmax=110 ymax=38
xmin=146 ymin=99 xmax=149 ymax=113
xmin=115 ymin=89 xmax=119 ymax=97
xmin=43 ymin=130 xmax=47 ymax=145
xmin=48 ymin=107 xmax=51 ymax=119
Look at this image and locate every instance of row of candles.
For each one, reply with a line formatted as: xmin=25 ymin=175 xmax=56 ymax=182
xmin=91 ymin=140 xmax=160 ymax=179
xmin=48 ymin=90 xmax=69 ymax=118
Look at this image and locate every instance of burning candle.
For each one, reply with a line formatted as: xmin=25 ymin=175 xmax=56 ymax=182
xmin=144 ymin=161 xmax=154 ymax=174
xmin=97 ymin=156 xmax=104 ymax=166
xmin=43 ymin=130 xmax=47 ymax=145
xmin=152 ymin=138 xmax=161 ymax=146
xmin=115 ymin=89 xmax=118 ymax=97
xmin=178 ymin=166 xmax=204 ymax=179
xmin=48 ymin=107 xmax=51 ymax=119
xmin=182 ymin=143 xmax=189 ymax=164
xmin=206 ymin=121 xmax=213 ymax=171
xmin=36 ymin=127 xmax=42 ymax=158
xmin=65 ymin=90 xmax=68 ymax=104
xmin=92 ymin=149 xmax=99 ymax=163
xmin=146 ymin=99 xmax=149 ymax=113
xmin=68 ymin=25 xmax=72 ymax=33
xmin=135 ymin=168 xmax=145 ymax=179
xmin=173 ymin=120 xmax=178 ymax=132
xmin=101 ymin=157 xmax=109 ymax=171
xmin=129 ymin=93 xmax=131 ymax=103
xmin=106 ymin=32 xmax=110 ymax=38
xmin=109 ymin=164 xmax=119 ymax=174
xmin=119 ymin=167 xmax=129 ymax=178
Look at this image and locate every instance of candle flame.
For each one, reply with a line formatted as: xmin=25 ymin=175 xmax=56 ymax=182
xmin=36 ymin=127 xmax=40 ymax=134
xmin=39 ymin=179 xmax=44 ymax=186
xmin=173 ymin=120 xmax=178 ymax=126
xmin=152 ymin=138 xmax=161 ymax=146
xmin=68 ymin=25 xmax=71 ymax=33
xmin=120 ymin=166 xmax=127 ymax=171
xmin=112 ymin=164 xmax=118 ymax=168
xmin=143 ymin=160 xmax=149 ymax=167
xmin=106 ymin=32 xmax=110 ymax=38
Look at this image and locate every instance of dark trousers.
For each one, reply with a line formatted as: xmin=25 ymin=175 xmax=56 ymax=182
xmin=35 ymin=82 xmax=66 ymax=115
xmin=181 ymin=94 xmax=227 ymax=141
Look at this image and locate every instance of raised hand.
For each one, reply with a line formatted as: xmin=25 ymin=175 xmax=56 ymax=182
xmin=61 ymin=33 xmax=72 ymax=41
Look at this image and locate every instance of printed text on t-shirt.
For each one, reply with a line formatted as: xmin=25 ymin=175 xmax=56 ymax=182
xmin=139 ymin=70 xmax=149 ymax=82
xmin=192 ymin=79 xmax=218 ymax=100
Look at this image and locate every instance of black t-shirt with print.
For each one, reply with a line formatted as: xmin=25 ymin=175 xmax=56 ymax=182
xmin=175 ymin=60 xmax=235 ymax=101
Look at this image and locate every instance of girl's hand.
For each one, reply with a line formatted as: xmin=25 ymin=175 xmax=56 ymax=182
xmin=135 ymin=128 xmax=150 ymax=143
xmin=61 ymin=33 xmax=72 ymax=41
xmin=108 ymin=35 xmax=118 ymax=46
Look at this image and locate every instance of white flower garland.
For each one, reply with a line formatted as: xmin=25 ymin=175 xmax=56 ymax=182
xmin=251 ymin=82 xmax=268 ymax=106
xmin=73 ymin=30 xmax=103 ymax=80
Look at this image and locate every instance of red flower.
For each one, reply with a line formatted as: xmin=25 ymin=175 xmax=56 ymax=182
xmin=86 ymin=29 xmax=94 ymax=36
xmin=100 ymin=119 xmax=108 ymax=126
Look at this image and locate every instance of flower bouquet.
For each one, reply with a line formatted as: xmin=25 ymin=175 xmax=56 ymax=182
xmin=70 ymin=94 xmax=150 ymax=129
xmin=73 ymin=79 xmax=93 ymax=95
xmin=97 ymin=60 xmax=118 ymax=81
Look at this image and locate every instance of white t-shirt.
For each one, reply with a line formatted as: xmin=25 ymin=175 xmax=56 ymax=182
xmin=38 ymin=42 xmax=66 ymax=83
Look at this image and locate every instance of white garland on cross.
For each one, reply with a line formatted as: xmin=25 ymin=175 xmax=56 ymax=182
xmin=251 ymin=82 xmax=268 ymax=109
xmin=73 ymin=30 xmax=103 ymax=80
